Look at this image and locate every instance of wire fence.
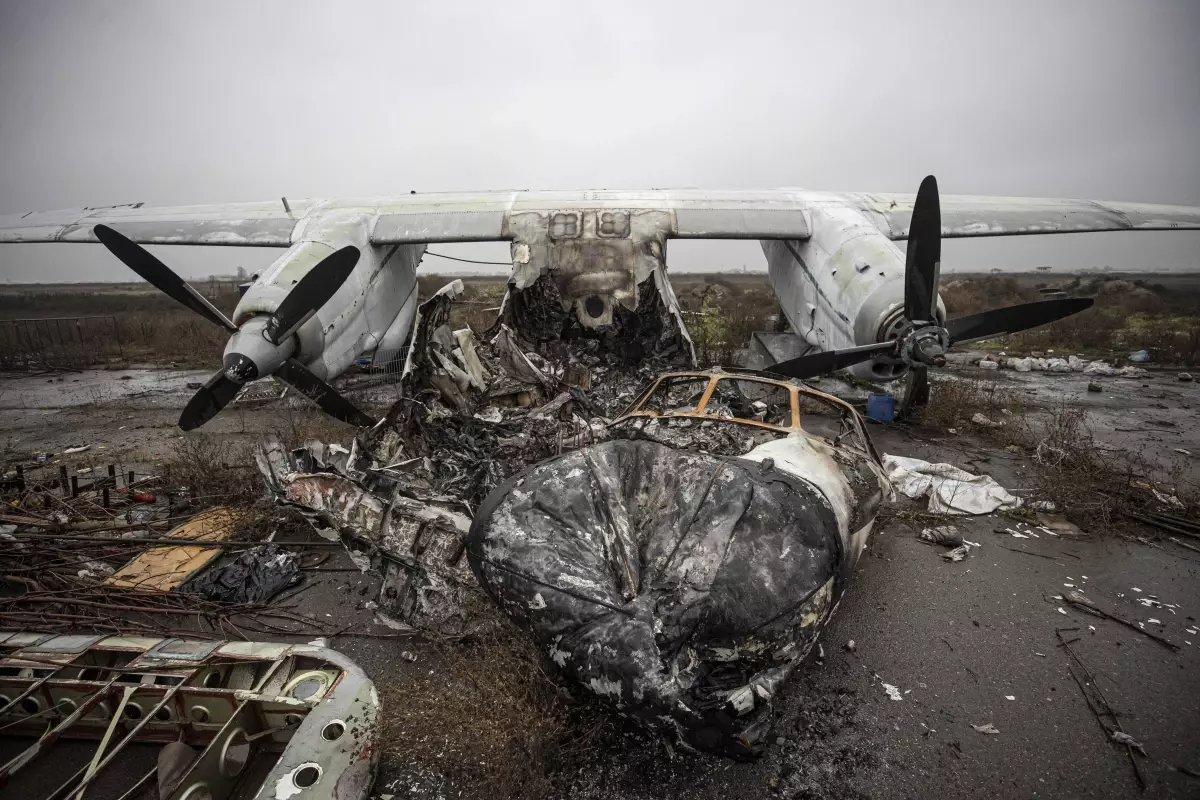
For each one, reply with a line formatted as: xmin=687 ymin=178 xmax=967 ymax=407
xmin=0 ymin=316 xmax=123 ymax=371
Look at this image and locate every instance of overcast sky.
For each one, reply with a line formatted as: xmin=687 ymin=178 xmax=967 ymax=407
xmin=1 ymin=0 xmax=1198 ymax=283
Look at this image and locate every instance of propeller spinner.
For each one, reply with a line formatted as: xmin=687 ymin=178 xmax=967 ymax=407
xmin=94 ymin=225 xmax=376 ymax=430
xmin=766 ymin=175 xmax=1094 ymax=386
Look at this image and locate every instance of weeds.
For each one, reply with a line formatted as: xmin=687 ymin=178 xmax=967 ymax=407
xmin=161 ymin=433 xmax=260 ymax=508
xmin=942 ymin=275 xmax=1200 ymax=364
xmin=379 ymin=606 xmax=586 ymax=800
xmin=913 ymin=376 xmax=1027 ymax=440
xmin=916 ymin=377 xmax=1188 ymax=529
xmin=681 ymin=282 xmax=774 ymax=367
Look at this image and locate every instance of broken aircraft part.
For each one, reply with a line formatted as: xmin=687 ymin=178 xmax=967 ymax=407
xmin=467 ymin=372 xmax=890 ymax=757
xmin=0 ymin=632 xmax=379 ymax=800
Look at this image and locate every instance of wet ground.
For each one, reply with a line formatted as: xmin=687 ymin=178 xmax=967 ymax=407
xmin=1 ymin=363 xmax=1199 ymax=799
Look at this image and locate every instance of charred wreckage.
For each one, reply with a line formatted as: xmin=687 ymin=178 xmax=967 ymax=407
xmin=258 ymin=253 xmax=893 ymax=759
xmin=0 ymin=175 xmax=1119 ymax=787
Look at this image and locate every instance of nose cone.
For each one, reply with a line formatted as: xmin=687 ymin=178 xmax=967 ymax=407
xmin=222 ymin=316 xmax=294 ymax=382
xmin=223 ymin=352 xmax=259 ymax=382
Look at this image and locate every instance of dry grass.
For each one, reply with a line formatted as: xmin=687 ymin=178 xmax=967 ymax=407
xmin=913 ymin=376 xmax=1029 ymax=442
xmin=678 ymin=279 xmax=776 ymax=367
xmin=379 ymin=607 xmax=584 ymax=800
xmin=0 ymin=282 xmax=240 ymax=368
xmin=916 ymin=377 xmax=1191 ymax=529
xmin=942 ymin=275 xmax=1200 ymax=365
xmin=161 ymin=433 xmax=261 ymax=508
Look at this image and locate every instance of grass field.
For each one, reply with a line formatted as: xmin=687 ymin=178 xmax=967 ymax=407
xmin=1 ymin=270 xmax=1197 ymax=369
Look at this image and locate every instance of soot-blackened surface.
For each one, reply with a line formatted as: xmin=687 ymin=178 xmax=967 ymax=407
xmin=467 ymin=439 xmax=842 ymax=756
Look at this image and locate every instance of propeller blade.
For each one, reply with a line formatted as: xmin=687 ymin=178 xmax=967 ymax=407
xmin=766 ymin=341 xmax=897 ymax=380
xmin=264 ymin=246 xmax=360 ymax=345
xmin=903 ymin=175 xmax=942 ymax=323
xmin=276 ymin=358 xmax=376 ymax=427
xmin=179 ymin=370 xmax=242 ymax=431
xmin=94 ymin=224 xmax=237 ymax=333
xmin=946 ymin=298 xmax=1095 ymax=346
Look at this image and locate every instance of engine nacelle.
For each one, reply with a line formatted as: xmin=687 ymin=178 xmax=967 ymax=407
xmin=763 ymin=205 xmax=944 ymax=382
xmin=230 ymin=211 xmax=395 ymax=379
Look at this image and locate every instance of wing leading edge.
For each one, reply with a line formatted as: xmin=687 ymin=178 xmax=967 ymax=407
xmin=850 ymin=194 xmax=1200 ymax=240
xmin=2 ymin=190 xmax=1198 ymax=247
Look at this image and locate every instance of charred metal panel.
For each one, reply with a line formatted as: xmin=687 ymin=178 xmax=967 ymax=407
xmin=506 ymin=209 xmax=672 ymax=330
xmin=468 ymin=439 xmax=843 ymax=758
xmin=0 ymin=634 xmax=380 ymax=800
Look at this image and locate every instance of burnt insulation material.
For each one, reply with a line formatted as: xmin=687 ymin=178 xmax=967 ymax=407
xmin=467 ymin=439 xmax=842 ymax=758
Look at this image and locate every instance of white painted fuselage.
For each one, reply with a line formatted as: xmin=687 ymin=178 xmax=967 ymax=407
xmin=229 ymin=211 xmax=424 ymax=383
xmin=761 ymin=206 xmax=945 ymax=381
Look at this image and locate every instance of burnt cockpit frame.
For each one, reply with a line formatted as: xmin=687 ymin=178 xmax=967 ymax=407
xmin=609 ymin=370 xmax=883 ymax=463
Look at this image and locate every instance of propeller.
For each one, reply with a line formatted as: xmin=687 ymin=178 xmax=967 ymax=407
xmin=263 ymin=246 xmax=360 ymax=344
xmin=767 ymin=175 xmax=1095 ymax=384
xmin=277 ymin=358 xmax=377 ymax=427
xmin=94 ymin=225 xmax=377 ymax=430
xmin=94 ymin=225 xmax=237 ymax=333
xmin=179 ymin=371 xmax=243 ymax=432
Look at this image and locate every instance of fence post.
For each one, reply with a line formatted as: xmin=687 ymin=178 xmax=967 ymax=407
xmin=111 ymin=316 xmax=123 ymax=359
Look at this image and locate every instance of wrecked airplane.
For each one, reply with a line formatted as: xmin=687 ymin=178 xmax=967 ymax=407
xmin=263 ymin=286 xmax=892 ymax=756
xmin=0 ymin=632 xmax=379 ymax=799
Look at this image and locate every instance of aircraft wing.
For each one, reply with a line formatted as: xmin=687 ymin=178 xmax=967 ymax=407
xmin=850 ymin=193 xmax=1200 ymax=239
xmin=3 ymin=189 xmax=1199 ymax=246
xmin=0 ymin=190 xmax=813 ymax=246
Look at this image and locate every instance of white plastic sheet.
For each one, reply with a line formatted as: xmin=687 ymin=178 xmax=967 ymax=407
xmin=883 ymin=454 xmax=1022 ymax=515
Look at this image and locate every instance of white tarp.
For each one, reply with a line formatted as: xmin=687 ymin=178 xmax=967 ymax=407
xmin=883 ymin=455 xmax=1022 ymax=515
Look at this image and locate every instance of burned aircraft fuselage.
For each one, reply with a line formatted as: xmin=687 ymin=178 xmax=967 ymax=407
xmin=467 ymin=371 xmax=891 ymax=756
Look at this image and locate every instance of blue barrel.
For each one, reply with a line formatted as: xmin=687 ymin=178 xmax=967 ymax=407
xmin=866 ymin=393 xmax=896 ymax=423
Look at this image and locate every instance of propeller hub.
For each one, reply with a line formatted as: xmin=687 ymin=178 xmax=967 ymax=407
xmin=898 ymin=322 xmax=950 ymax=369
xmin=222 ymin=353 xmax=258 ymax=383
xmin=222 ymin=316 xmax=294 ymax=383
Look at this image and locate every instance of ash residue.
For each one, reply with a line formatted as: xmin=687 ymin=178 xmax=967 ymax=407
xmin=769 ymin=681 xmax=876 ymax=799
xmin=554 ymin=672 xmax=875 ymax=800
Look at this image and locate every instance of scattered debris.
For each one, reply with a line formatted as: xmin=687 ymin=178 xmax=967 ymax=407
xmin=919 ymin=525 xmax=962 ymax=546
xmin=970 ymin=412 xmax=1003 ymax=428
xmin=884 ymin=455 xmax=1021 ymax=515
xmin=1126 ymin=510 xmax=1200 ymax=540
xmin=1061 ymin=590 xmax=1180 ymax=651
xmin=106 ymin=506 xmax=245 ymax=591
xmin=1057 ymin=629 xmax=1147 ymax=789
xmin=1179 ymin=372 xmax=1194 ymax=382
xmin=971 ymin=723 xmax=1000 ymax=735
xmin=883 ymin=683 xmax=904 ymax=701
xmin=941 ymin=544 xmax=971 ymax=562
xmin=180 ymin=542 xmax=303 ymax=603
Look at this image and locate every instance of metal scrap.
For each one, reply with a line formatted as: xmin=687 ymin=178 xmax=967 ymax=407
xmin=0 ymin=632 xmax=380 ymax=800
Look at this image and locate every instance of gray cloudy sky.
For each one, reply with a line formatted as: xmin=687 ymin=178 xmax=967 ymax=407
xmin=1 ymin=0 xmax=1198 ymax=282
